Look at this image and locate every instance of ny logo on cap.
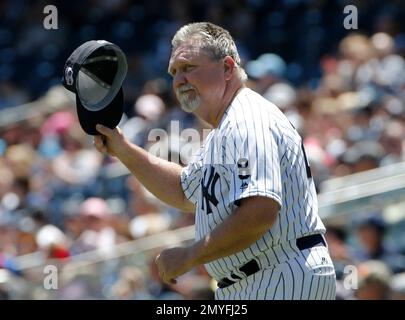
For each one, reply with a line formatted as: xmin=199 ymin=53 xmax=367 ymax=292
xmin=65 ymin=67 xmax=74 ymax=85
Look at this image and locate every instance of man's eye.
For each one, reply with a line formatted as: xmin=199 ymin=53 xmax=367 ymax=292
xmin=184 ymin=65 xmax=195 ymax=72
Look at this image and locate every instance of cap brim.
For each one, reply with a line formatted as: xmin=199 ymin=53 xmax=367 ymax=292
xmin=76 ymin=87 xmax=124 ymax=135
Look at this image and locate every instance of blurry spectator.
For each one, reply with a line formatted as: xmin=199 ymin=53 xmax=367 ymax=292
xmin=340 ymin=141 xmax=384 ymax=173
xmin=52 ymin=125 xmax=102 ymax=186
xmin=245 ymin=53 xmax=287 ymax=94
xmin=39 ymin=110 xmax=76 ymax=159
xmin=369 ymin=32 xmax=405 ymax=91
xmin=337 ymin=34 xmax=375 ymax=89
xmin=74 ymin=197 xmax=118 ymax=256
xmin=355 ymin=260 xmax=392 ymax=300
xmin=4 ymin=144 xmax=37 ymax=179
xmin=353 ymin=213 xmax=405 ymax=274
xmin=40 ymin=110 xmax=77 ymax=138
xmin=379 ymin=118 xmax=405 ymax=166
xmin=122 ymin=93 xmax=166 ymax=147
xmin=35 ymin=224 xmax=70 ymax=260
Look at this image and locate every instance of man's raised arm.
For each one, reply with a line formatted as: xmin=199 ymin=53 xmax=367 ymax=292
xmin=94 ymin=124 xmax=195 ymax=212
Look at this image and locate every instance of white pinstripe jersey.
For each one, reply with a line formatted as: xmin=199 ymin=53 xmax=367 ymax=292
xmin=180 ymin=87 xmax=326 ymax=281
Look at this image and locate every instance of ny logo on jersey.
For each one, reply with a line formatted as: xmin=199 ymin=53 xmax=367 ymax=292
xmin=201 ymin=166 xmax=219 ymax=214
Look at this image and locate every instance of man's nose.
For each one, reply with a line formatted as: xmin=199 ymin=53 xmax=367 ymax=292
xmin=173 ymin=71 xmax=187 ymax=89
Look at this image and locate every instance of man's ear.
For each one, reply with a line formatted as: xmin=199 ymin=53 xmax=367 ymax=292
xmin=223 ymin=56 xmax=235 ymax=81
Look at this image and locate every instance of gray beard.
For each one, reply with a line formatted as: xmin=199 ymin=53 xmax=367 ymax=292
xmin=178 ymin=92 xmax=201 ymax=113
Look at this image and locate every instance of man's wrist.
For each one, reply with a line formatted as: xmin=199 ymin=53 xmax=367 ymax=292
xmin=118 ymin=138 xmax=135 ymax=163
xmin=187 ymin=241 xmax=204 ymax=267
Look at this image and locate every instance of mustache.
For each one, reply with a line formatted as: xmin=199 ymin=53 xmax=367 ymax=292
xmin=176 ymin=84 xmax=196 ymax=95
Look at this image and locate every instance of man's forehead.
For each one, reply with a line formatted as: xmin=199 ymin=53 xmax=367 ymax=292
xmin=169 ymin=42 xmax=208 ymax=67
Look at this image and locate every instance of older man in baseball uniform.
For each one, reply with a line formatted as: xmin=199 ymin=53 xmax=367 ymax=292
xmin=94 ymin=22 xmax=336 ymax=300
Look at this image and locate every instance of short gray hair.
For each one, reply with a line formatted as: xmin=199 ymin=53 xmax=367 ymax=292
xmin=171 ymin=22 xmax=247 ymax=82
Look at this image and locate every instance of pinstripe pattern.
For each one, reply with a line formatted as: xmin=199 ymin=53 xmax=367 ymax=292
xmin=215 ymin=246 xmax=336 ymax=300
xmin=181 ymin=88 xmax=335 ymax=299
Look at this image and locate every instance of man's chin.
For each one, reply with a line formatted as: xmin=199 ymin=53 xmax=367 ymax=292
xmin=180 ymin=104 xmax=199 ymax=113
xmin=179 ymin=99 xmax=201 ymax=113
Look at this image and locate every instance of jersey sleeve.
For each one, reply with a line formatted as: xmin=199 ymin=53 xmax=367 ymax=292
xmin=226 ymin=121 xmax=283 ymax=207
xmin=180 ymin=145 xmax=204 ymax=205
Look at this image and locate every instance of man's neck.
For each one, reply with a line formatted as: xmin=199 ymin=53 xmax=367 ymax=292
xmin=210 ymin=80 xmax=244 ymax=128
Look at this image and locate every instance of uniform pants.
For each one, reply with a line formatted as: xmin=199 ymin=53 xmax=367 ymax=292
xmin=215 ymin=245 xmax=336 ymax=300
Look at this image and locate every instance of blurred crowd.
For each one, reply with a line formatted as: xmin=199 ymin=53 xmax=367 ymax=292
xmin=1 ymin=0 xmax=405 ymax=299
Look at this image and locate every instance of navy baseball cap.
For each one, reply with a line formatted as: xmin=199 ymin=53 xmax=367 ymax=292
xmin=62 ymin=40 xmax=127 ymax=135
